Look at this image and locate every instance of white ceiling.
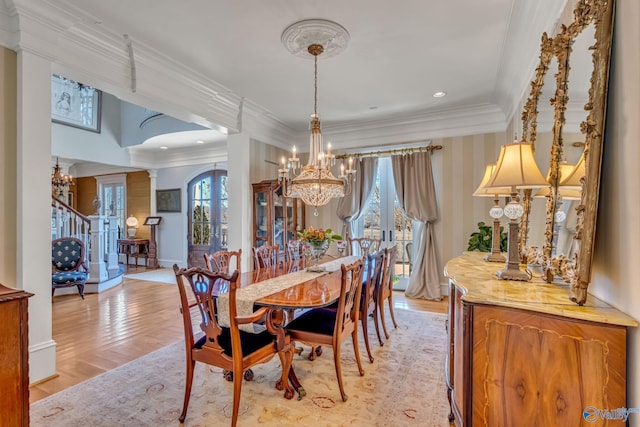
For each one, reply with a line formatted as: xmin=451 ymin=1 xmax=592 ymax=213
xmin=50 ymin=0 xmax=564 ymax=149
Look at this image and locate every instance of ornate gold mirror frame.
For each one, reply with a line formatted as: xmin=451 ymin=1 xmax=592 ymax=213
xmin=519 ymin=0 xmax=615 ymax=305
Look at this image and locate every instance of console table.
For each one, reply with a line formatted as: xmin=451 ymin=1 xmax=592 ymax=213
xmin=118 ymin=239 xmax=149 ymax=266
xmin=444 ymin=252 xmax=637 ymax=426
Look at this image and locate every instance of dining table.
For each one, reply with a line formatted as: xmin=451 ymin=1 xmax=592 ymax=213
xmin=216 ymin=255 xmax=362 ymax=399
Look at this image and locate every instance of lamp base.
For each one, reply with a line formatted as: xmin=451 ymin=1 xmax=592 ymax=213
xmin=484 ymin=252 xmax=506 ymax=263
xmin=496 ymin=267 xmax=530 ymax=281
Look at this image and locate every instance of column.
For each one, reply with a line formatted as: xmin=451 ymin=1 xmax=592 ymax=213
xmin=148 ymin=169 xmax=158 ymax=215
xmin=106 ymin=216 xmax=120 ymax=271
xmin=227 ymin=133 xmax=252 ymax=272
xmin=88 ymin=215 xmax=108 ymax=282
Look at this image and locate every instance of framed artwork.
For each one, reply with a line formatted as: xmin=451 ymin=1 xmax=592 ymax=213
xmin=51 ymin=74 xmax=102 ymax=133
xmin=144 ymin=216 xmax=162 ymax=226
xmin=156 ymin=189 xmax=181 ymax=212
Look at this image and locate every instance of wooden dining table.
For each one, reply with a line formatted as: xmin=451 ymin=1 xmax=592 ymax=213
xmin=216 ymin=255 xmax=361 ymax=399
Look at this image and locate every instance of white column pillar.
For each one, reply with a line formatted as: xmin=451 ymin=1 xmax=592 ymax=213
xmin=148 ymin=169 xmax=158 ymax=215
xmin=227 ymin=133 xmax=252 ymax=272
xmin=88 ymin=215 xmax=108 ymax=282
xmin=106 ymin=216 xmax=119 ymax=271
xmin=16 ymin=50 xmax=56 ymax=382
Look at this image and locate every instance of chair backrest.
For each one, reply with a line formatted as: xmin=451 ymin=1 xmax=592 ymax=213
xmin=52 ymin=237 xmax=86 ymax=272
xmin=348 ymin=237 xmax=381 ymax=258
xmin=335 ymin=259 xmax=365 ymax=336
xmin=252 ymin=245 xmax=279 ymax=269
xmin=287 ymin=240 xmax=301 ymax=263
xmin=173 ymin=265 xmax=239 ymax=361
xmin=364 ymin=249 xmax=385 ymax=314
xmin=204 ymin=249 xmax=242 ymax=274
xmin=381 ymin=245 xmax=398 ymax=299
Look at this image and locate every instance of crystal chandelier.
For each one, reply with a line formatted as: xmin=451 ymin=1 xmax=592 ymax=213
xmin=278 ymin=42 xmax=355 ymax=214
xmin=51 ymin=157 xmax=73 ymax=196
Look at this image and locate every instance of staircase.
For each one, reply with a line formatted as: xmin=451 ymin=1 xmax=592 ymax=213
xmin=51 ymin=196 xmax=123 ymax=294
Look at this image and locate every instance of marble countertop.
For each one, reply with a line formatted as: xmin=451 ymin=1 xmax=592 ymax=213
xmin=445 ymin=252 xmax=638 ymax=327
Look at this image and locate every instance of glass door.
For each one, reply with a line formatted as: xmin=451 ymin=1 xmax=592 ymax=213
xmin=187 ymin=170 xmax=227 ymax=268
xmin=359 ymin=157 xmax=414 ymax=290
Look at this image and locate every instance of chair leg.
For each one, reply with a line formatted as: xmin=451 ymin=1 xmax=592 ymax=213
xmin=387 ymin=294 xmax=398 ymax=329
xmin=379 ymin=298 xmax=390 ymax=340
xmin=179 ymin=359 xmax=196 ymax=423
xmin=351 ymin=329 xmax=365 ymax=377
xmin=333 ymin=341 xmax=347 ymax=402
xmin=360 ymin=312 xmax=374 ymax=363
xmin=231 ymin=364 xmax=244 ymax=427
xmin=77 ymin=284 xmax=85 ymax=299
xmin=372 ymin=305 xmax=384 ymax=346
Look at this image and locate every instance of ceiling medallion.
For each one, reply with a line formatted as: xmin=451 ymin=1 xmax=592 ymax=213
xmin=281 ymin=19 xmax=350 ymax=59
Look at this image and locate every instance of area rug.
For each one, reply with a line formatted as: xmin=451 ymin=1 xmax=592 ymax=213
xmin=124 ymin=268 xmax=176 ymax=284
xmin=30 ymin=310 xmax=450 ymax=427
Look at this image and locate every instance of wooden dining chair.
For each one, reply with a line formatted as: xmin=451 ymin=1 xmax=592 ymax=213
xmin=361 ymin=249 xmax=386 ymax=361
xmin=252 ymin=244 xmax=279 ymax=269
xmin=285 ymin=259 xmax=365 ymax=402
xmin=173 ymin=265 xmax=292 ymax=426
xmin=378 ymin=245 xmax=399 ymax=339
xmin=347 ymin=237 xmax=381 ymax=258
xmin=204 ymin=248 xmax=242 ymax=274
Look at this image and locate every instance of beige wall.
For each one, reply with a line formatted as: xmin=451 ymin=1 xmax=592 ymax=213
xmin=0 ymin=47 xmax=17 ymax=287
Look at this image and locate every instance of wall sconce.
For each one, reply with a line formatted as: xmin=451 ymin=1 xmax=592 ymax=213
xmin=126 ymin=215 xmax=139 ymax=238
xmin=473 ymin=163 xmax=511 ymax=262
xmin=484 ymin=140 xmax=548 ymax=281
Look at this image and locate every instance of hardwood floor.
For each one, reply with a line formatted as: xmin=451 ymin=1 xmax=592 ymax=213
xmin=30 ymin=266 xmax=447 ymax=402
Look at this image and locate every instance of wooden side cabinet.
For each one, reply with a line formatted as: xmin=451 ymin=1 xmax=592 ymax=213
xmin=0 ymin=284 xmax=33 ymax=426
xmin=445 ymin=253 xmax=636 ymax=427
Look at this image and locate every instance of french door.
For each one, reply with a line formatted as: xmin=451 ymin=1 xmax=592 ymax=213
xmin=187 ymin=170 xmax=228 ymax=268
xmin=359 ymin=157 xmax=414 ymax=290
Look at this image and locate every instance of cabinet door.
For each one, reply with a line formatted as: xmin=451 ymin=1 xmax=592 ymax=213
xmin=254 ymin=189 xmax=269 ymax=248
xmin=273 ymin=187 xmax=285 ymax=250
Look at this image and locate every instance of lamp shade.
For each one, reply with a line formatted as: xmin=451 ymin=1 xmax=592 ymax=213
xmin=534 ymin=163 xmax=582 ymax=199
xmin=484 ymin=142 xmax=548 ymax=190
xmin=473 ymin=163 xmax=511 ymax=196
xmin=126 ymin=215 xmax=139 ymax=228
xmin=558 ymin=152 xmax=585 ymax=190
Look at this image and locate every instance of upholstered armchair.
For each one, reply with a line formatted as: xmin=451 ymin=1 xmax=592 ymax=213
xmin=52 ymin=237 xmax=89 ymax=299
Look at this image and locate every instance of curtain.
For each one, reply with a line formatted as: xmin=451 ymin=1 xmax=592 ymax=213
xmin=391 ymin=151 xmax=441 ymax=300
xmin=336 ymin=157 xmax=378 ymax=248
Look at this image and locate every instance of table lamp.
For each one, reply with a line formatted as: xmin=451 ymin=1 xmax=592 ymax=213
xmin=473 ymin=163 xmax=511 ymax=262
xmin=484 ymin=140 xmax=548 ymax=281
xmin=126 ymin=215 xmax=139 ymax=238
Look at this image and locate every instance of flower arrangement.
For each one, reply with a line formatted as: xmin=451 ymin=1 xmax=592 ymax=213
xmin=297 ymin=226 xmax=342 ymax=247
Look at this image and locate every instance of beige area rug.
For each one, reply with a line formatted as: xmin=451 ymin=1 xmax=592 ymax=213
xmin=124 ymin=268 xmax=176 ymax=284
xmin=31 ymin=310 xmax=450 ymax=427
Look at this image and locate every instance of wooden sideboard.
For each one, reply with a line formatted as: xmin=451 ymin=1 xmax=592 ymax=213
xmin=445 ymin=252 xmax=638 ymax=427
xmin=0 ymin=284 xmax=33 ymax=426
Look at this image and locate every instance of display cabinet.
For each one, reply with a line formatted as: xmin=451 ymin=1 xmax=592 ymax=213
xmin=252 ymin=180 xmax=305 ymax=256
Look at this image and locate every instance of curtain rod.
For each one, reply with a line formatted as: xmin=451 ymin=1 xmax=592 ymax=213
xmin=334 ymin=144 xmax=443 ymax=160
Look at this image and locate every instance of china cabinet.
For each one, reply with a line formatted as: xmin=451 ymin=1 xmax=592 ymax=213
xmin=252 ymin=180 xmax=304 ymax=255
xmin=0 ymin=284 xmax=33 ymax=426
xmin=444 ymin=252 xmax=637 ymax=427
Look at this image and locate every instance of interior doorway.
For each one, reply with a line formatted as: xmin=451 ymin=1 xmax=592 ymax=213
xmin=187 ymin=170 xmax=228 ymax=268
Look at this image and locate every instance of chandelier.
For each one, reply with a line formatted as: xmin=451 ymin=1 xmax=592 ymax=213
xmin=278 ymin=20 xmax=355 ymax=214
xmin=51 ymin=157 xmax=73 ymax=196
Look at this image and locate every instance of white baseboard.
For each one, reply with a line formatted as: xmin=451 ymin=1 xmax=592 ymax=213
xmin=29 ymin=339 xmax=57 ymax=384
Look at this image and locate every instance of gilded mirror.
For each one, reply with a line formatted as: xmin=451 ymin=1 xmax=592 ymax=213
xmin=520 ymin=0 xmax=615 ymax=305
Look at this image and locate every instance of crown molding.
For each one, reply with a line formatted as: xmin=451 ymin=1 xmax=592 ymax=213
xmin=127 ymin=143 xmax=228 ymax=170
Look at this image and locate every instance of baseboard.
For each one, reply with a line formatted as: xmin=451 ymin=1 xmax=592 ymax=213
xmin=29 ymin=339 xmax=57 ymax=384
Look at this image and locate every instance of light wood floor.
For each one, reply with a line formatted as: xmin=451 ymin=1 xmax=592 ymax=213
xmin=30 ymin=266 xmax=448 ymax=402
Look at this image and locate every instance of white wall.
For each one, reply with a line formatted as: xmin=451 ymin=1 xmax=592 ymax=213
xmin=589 ymin=0 xmax=640 ymax=419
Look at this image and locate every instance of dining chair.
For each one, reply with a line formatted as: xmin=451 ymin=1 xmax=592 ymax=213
xmin=285 ymin=258 xmax=365 ymax=401
xmin=253 ymin=244 xmax=279 ymax=269
xmin=378 ymin=245 xmax=399 ymax=340
xmin=204 ymin=248 xmax=242 ymax=274
xmin=347 ymin=237 xmax=381 ymax=258
xmin=173 ymin=265 xmax=292 ymax=426
xmin=287 ymin=240 xmax=302 ymax=263
xmin=52 ymin=237 xmax=89 ymax=299
xmin=361 ymin=249 xmax=386 ymax=361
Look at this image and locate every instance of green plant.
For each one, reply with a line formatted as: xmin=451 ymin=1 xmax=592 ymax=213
xmin=467 ymin=221 xmax=507 ymax=252
xmin=297 ymin=226 xmax=342 ymax=246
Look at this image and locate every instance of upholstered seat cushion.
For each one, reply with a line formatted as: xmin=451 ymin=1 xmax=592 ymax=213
xmin=52 ymin=271 xmax=88 ymax=285
xmin=195 ymin=326 xmax=275 ymax=357
xmin=286 ymin=307 xmax=337 ymax=336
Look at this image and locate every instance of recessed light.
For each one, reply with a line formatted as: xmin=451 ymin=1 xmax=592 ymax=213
xmin=159 ymin=146 xmax=169 ymax=150
xmin=433 ymin=91 xmax=447 ymax=98
xmin=196 ymin=140 xmax=205 ymax=144
xmin=369 ymin=106 xmax=378 ymax=110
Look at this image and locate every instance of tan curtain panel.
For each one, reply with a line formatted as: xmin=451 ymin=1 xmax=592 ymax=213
xmin=335 ymin=157 xmax=378 ymax=247
xmin=391 ymin=151 xmax=441 ymax=300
